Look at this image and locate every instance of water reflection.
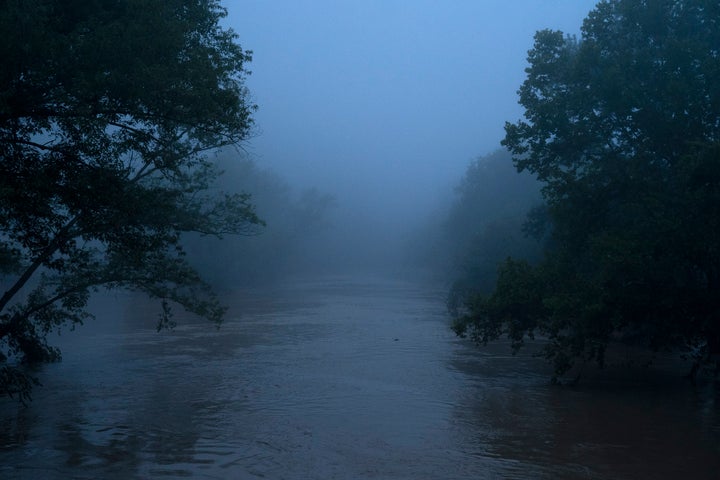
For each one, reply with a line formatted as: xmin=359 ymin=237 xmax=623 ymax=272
xmin=449 ymin=343 xmax=720 ymax=479
xmin=1 ymin=275 xmax=718 ymax=479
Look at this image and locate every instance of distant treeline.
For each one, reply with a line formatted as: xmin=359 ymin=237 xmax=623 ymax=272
xmin=184 ymin=153 xmax=336 ymax=288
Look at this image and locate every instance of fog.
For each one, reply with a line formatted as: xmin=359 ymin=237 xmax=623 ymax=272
xmin=211 ymin=1 xmax=597 ymax=276
xmin=6 ymin=3 xmax=720 ymax=478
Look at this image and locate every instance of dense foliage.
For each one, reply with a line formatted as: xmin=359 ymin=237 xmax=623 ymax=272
xmin=0 ymin=0 xmax=259 ymax=402
xmin=454 ymin=0 xmax=720 ymax=380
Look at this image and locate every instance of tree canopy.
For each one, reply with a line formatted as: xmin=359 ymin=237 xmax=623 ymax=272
xmin=454 ymin=0 xmax=720 ymax=380
xmin=0 ymin=0 xmax=260 ymax=402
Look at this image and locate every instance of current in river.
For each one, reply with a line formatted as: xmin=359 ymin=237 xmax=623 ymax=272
xmin=1 ymin=275 xmax=718 ymax=479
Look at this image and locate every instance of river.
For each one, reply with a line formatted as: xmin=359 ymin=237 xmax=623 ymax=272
xmin=1 ymin=275 xmax=718 ymax=479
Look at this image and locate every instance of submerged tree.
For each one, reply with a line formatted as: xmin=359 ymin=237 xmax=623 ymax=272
xmin=454 ymin=0 xmax=720 ymax=380
xmin=0 ymin=0 xmax=261 ymax=402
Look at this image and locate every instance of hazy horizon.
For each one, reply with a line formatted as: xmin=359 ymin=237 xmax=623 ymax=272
xmin=216 ymin=2 xmax=599 ymax=273
xmin=226 ymin=2 xmax=595 ymax=212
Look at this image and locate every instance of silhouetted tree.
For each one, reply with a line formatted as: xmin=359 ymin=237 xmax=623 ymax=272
xmin=454 ymin=0 xmax=720 ymax=381
xmin=0 ymin=0 xmax=260 ymax=402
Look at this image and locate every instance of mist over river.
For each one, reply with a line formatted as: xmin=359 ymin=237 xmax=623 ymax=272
xmin=1 ymin=275 xmax=718 ymax=479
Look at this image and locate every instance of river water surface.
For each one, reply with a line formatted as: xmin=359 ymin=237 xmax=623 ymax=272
xmin=1 ymin=275 xmax=718 ymax=479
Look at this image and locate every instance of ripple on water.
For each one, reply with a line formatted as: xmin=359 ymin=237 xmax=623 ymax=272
xmin=0 ymin=276 xmax=718 ymax=479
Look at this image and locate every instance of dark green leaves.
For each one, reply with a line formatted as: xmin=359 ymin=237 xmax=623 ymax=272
xmin=461 ymin=0 xmax=720 ymax=381
xmin=0 ymin=0 xmax=260 ymax=400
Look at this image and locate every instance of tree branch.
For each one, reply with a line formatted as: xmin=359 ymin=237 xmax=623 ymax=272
xmin=0 ymin=216 xmax=80 ymax=314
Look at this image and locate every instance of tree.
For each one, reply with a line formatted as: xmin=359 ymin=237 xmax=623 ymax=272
xmin=442 ymin=149 xmax=542 ymax=314
xmin=454 ymin=0 xmax=720 ymax=381
xmin=0 ymin=0 xmax=260 ymax=402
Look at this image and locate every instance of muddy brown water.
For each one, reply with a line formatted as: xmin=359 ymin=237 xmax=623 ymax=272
xmin=1 ymin=275 xmax=718 ymax=479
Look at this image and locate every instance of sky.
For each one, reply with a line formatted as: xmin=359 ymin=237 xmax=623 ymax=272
xmin=224 ymin=1 xmax=599 ymax=241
